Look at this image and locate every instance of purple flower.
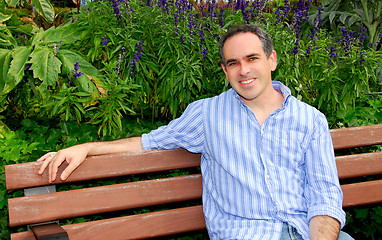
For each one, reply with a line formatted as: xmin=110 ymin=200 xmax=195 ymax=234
xmin=200 ymin=27 xmax=208 ymax=59
xmin=360 ymin=50 xmax=366 ymax=66
xmin=291 ymin=0 xmax=311 ymax=39
xmin=307 ymin=7 xmax=322 ymax=42
xmin=130 ymin=40 xmax=144 ymax=75
xmin=24 ymin=64 xmax=31 ymax=71
xmin=188 ymin=14 xmax=194 ymax=40
xmin=327 ymin=46 xmax=336 ymax=70
xmin=102 ymin=37 xmax=108 ymax=47
xmin=274 ymin=0 xmax=290 ymax=32
xmin=238 ymin=0 xmax=250 ymax=24
xmin=110 ymin=0 xmax=122 ymax=20
xmin=174 ymin=12 xmax=179 ymax=33
xmin=305 ymin=45 xmax=312 ymax=57
xmin=72 ymin=62 xmax=84 ymax=81
xmin=218 ymin=6 xmax=225 ymax=28
xmin=340 ymin=28 xmax=355 ymax=53
xmin=292 ymin=39 xmax=300 ymax=54
xmin=358 ymin=26 xmax=367 ymax=44
xmin=329 ymin=46 xmax=336 ymax=58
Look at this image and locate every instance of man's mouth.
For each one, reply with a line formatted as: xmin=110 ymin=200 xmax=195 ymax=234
xmin=240 ymin=78 xmax=255 ymax=84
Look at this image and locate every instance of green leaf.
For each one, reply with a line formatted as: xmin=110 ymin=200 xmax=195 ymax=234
xmin=0 ymin=31 xmax=17 ymax=48
xmin=56 ymin=49 xmax=104 ymax=94
xmin=339 ymin=13 xmax=348 ymax=25
xmin=29 ymin=46 xmax=61 ymax=84
xmin=5 ymin=0 xmax=19 ymax=8
xmin=4 ymin=46 xmax=32 ymax=94
xmin=329 ymin=11 xmax=337 ymax=24
xmin=348 ymin=16 xmax=360 ymax=27
xmin=0 ymin=119 xmax=12 ymax=138
xmin=31 ymin=0 xmax=55 ymax=23
xmin=31 ymin=23 xmax=82 ymax=47
xmin=0 ymin=49 xmax=12 ymax=94
xmin=0 ymin=13 xmax=12 ymax=24
xmin=355 ymin=208 xmax=369 ymax=220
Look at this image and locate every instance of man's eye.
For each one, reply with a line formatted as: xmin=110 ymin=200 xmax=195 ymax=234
xmin=228 ymin=62 xmax=236 ymax=66
xmin=250 ymin=57 xmax=257 ymax=61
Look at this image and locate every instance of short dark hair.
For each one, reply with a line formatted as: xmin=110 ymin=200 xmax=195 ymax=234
xmin=218 ymin=24 xmax=274 ymax=68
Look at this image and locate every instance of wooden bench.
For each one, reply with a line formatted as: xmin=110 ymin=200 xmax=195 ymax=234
xmin=5 ymin=124 xmax=382 ymax=239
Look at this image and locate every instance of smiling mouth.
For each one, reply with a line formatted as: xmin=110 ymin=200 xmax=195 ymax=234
xmin=240 ymin=78 xmax=255 ymax=84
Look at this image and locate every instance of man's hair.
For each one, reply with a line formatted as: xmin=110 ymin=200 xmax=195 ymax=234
xmin=218 ymin=24 xmax=274 ymax=68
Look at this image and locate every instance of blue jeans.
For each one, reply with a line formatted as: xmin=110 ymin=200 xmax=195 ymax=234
xmin=280 ymin=223 xmax=354 ymax=240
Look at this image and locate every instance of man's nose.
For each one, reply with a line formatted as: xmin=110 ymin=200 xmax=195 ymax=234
xmin=240 ymin=62 xmax=251 ymax=75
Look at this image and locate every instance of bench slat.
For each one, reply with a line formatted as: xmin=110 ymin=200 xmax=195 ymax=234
xmin=8 ymin=174 xmax=202 ymax=227
xmin=336 ymin=152 xmax=382 ymax=179
xmin=342 ymin=180 xmax=382 ymax=207
xmin=330 ymin=124 xmax=382 ymax=150
xmin=10 ymin=205 xmax=206 ymax=240
xmin=5 ymin=149 xmax=201 ymax=190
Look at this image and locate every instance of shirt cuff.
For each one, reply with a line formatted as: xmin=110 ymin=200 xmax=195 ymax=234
xmin=308 ymin=205 xmax=346 ymax=229
xmin=141 ymin=133 xmax=156 ymax=150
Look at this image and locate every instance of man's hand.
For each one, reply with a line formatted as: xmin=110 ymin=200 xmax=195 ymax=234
xmin=309 ymin=215 xmax=340 ymax=240
xmin=37 ymin=137 xmax=144 ymax=183
xmin=37 ymin=144 xmax=89 ymax=183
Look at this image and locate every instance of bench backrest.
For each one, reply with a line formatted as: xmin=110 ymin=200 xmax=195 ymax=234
xmin=5 ymin=124 xmax=382 ymax=239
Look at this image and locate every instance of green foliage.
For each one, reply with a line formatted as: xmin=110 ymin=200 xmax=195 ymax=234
xmin=1 ymin=0 xmax=381 ymax=135
xmin=0 ymin=20 xmax=103 ymax=97
xmin=0 ymin=0 xmax=381 ymax=238
xmin=334 ymin=94 xmax=382 ymax=127
xmin=313 ymin=0 xmax=382 ymax=49
xmin=87 ymin=71 xmax=140 ymax=136
xmin=5 ymin=0 xmax=55 ymax=24
xmin=344 ymin=206 xmax=382 ymax=240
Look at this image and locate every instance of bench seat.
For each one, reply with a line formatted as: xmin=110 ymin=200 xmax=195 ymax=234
xmin=5 ymin=124 xmax=382 ymax=239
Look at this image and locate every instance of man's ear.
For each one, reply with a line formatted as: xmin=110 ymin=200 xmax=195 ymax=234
xmin=269 ymin=50 xmax=278 ymax=71
xmin=221 ymin=63 xmax=229 ymax=81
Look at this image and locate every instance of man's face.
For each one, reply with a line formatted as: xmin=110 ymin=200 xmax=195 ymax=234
xmin=222 ymin=32 xmax=277 ymax=105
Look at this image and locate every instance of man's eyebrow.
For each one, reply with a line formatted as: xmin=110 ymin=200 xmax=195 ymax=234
xmin=246 ymin=53 xmax=260 ymax=58
xmin=226 ymin=58 xmax=237 ymax=65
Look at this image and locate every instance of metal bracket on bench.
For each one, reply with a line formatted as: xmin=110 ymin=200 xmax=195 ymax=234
xmin=29 ymin=222 xmax=69 ymax=240
xmin=24 ymin=185 xmax=57 ymax=196
xmin=24 ymin=186 xmax=68 ymax=239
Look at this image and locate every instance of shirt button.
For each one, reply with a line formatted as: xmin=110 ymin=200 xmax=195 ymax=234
xmin=266 ymin=175 xmax=270 ymax=179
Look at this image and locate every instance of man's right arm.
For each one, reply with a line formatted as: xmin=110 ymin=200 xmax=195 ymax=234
xmin=37 ymin=137 xmax=142 ymax=183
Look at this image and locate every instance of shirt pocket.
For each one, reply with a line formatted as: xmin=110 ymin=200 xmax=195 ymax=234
xmin=267 ymin=128 xmax=306 ymax=169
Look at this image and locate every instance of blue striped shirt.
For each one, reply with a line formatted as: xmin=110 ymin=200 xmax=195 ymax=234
xmin=141 ymin=81 xmax=346 ymax=240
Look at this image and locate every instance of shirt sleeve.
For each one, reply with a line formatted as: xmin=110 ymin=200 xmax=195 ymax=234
xmin=304 ymin=112 xmax=346 ymax=228
xmin=141 ymin=99 xmax=205 ymax=153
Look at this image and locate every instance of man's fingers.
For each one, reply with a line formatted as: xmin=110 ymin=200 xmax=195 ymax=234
xmin=37 ymin=148 xmax=87 ymax=183
xmin=36 ymin=152 xmax=51 ymax=162
xmin=60 ymin=162 xmax=80 ymax=181
xmin=37 ymin=152 xmax=57 ymax=175
xmin=48 ymin=153 xmax=65 ymax=183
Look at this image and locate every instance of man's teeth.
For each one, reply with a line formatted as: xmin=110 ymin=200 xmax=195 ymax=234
xmin=241 ymin=79 xmax=254 ymax=84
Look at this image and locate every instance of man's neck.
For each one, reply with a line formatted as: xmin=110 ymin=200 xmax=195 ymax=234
xmin=243 ymin=89 xmax=285 ymax=126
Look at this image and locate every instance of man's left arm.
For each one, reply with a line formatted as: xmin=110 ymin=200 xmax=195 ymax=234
xmin=304 ymin=113 xmax=346 ymax=239
xmin=309 ymin=215 xmax=340 ymax=240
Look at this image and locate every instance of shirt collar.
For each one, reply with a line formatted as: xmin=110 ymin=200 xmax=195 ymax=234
xmin=231 ymin=81 xmax=292 ymax=105
xmin=272 ymin=81 xmax=291 ymax=104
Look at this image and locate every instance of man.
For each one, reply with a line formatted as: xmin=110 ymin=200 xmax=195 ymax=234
xmin=38 ymin=24 xmax=352 ymax=240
